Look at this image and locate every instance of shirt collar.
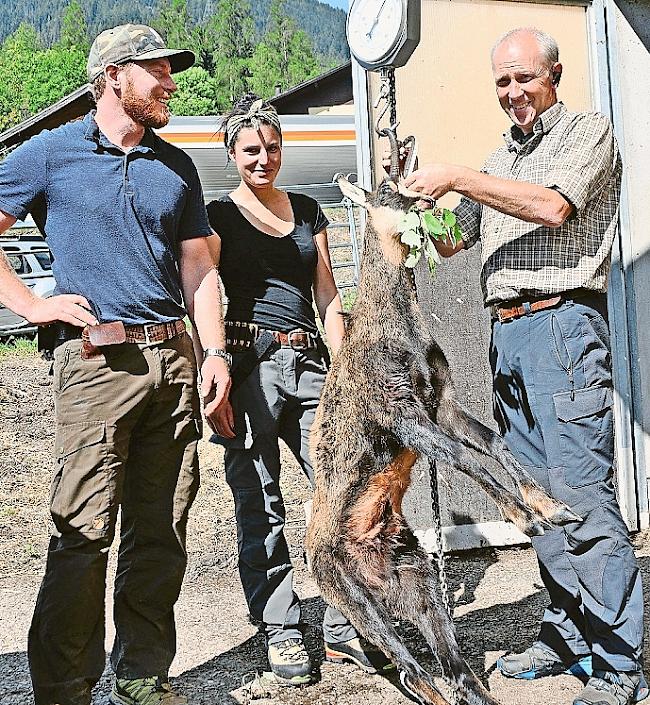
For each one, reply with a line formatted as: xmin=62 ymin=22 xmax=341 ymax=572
xmin=83 ymin=110 xmax=157 ymax=155
xmin=504 ymin=101 xmax=566 ymax=153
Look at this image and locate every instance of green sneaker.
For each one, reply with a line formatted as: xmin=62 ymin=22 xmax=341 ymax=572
xmin=267 ymin=638 xmax=313 ymax=686
xmin=110 ymin=676 xmax=187 ymax=705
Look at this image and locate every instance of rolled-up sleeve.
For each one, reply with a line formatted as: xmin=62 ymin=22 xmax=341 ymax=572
xmin=455 ymin=195 xmax=482 ymax=249
xmin=544 ymin=112 xmax=616 ymax=215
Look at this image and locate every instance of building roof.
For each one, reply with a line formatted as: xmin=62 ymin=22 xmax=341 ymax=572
xmin=269 ymin=61 xmax=352 ymax=114
xmin=0 ymin=84 xmax=95 ymax=149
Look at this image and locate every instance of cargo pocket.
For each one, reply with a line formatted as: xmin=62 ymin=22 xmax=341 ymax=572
xmin=53 ymin=344 xmax=73 ymax=394
xmin=553 ymin=386 xmax=613 ymax=488
xmin=174 ymin=418 xmax=202 ymax=523
xmin=51 ymin=421 xmax=111 ymax=538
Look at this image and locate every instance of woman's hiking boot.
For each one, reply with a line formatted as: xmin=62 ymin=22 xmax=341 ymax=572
xmin=267 ymin=637 xmax=313 ymax=685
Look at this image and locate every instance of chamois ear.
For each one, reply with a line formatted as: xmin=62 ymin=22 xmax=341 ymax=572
xmin=336 ymin=176 xmax=369 ymax=209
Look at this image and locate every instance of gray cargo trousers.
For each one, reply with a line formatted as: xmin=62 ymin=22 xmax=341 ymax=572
xmin=216 ymin=344 xmax=357 ymax=646
xmin=491 ymin=294 xmax=643 ymax=673
xmin=29 ymin=334 xmax=201 ymax=705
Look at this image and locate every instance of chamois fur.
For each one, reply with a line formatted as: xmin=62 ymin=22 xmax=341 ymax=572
xmin=306 ymin=178 xmax=580 ymax=705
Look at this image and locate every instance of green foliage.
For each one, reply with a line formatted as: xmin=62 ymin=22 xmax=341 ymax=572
xmin=154 ymin=0 xmax=194 ymax=52
xmin=168 ymin=66 xmax=221 ymax=115
xmin=59 ymin=0 xmax=90 ymax=52
xmin=0 ymin=0 xmax=345 ymax=129
xmin=249 ymin=0 xmax=320 ymax=98
xmin=209 ymin=0 xmax=255 ymax=105
xmin=0 ymin=0 xmax=348 ymax=67
xmin=399 ymin=207 xmax=463 ymax=275
xmin=0 ymin=5 xmax=88 ymax=131
xmin=0 ymin=24 xmax=43 ymax=131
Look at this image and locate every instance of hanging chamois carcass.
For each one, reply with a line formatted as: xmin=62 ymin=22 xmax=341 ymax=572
xmin=305 ymin=177 xmax=581 ymax=705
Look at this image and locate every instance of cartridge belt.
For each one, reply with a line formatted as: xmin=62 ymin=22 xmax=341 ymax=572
xmin=225 ymin=320 xmax=318 ymax=352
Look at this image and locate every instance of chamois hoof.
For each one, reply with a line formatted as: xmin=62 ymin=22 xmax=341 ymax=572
xmin=549 ymin=507 xmax=583 ymax=525
xmin=521 ymin=517 xmax=552 ymax=537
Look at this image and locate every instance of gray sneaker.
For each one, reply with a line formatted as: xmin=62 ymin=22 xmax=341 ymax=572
xmin=574 ymin=671 xmax=649 ymax=705
xmin=497 ymin=641 xmax=592 ymax=680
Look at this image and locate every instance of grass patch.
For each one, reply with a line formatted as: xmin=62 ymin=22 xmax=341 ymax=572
xmin=341 ymin=287 xmax=357 ymax=311
xmin=0 ymin=336 xmax=38 ymax=359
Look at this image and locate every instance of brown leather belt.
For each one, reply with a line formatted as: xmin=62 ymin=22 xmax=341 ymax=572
xmin=491 ymin=295 xmax=562 ymax=323
xmin=81 ymin=319 xmax=186 ymax=345
xmin=123 ymin=319 xmax=186 ymax=344
xmin=490 ymin=289 xmax=602 ymax=323
xmin=225 ymin=320 xmax=317 ymax=352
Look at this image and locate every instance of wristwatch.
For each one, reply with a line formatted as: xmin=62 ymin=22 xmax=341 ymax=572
xmin=203 ymin=348 xmax=232 ymax=370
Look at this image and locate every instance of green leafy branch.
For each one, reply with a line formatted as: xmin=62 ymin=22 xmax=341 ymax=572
xmin=399 ymin=207 xmax=463 ymax=275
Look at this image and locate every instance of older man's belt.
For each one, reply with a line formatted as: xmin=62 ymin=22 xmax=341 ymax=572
xmin=225 ymin=320 xmax=318 ymax=352
xmin=491 ymin=289 xmax=595 ymax=323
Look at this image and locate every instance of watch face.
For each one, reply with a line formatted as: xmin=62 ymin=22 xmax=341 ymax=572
xmin=347 ymin=0 xmax=405 ymax=65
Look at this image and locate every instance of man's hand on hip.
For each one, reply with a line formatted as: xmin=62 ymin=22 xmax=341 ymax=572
xmin=200 ymin=356 xmax=234 ymax=437
xmin=27 ymin=294 xmax=98 ymax=327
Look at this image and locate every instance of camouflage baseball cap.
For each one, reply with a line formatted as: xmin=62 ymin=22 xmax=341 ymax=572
xmin=87 ymin=24 xmax=195 ymax=82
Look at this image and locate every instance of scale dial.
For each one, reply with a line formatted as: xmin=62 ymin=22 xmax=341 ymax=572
xmin=346 ymin=0 xmax=420 ymax=71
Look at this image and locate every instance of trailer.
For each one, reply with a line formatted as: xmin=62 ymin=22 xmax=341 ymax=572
xmin=156 ymin=114 xmax=357 ymax=207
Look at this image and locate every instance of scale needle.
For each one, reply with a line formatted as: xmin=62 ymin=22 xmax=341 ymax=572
xmin=366 ymin=0 xmax=389 ymax=38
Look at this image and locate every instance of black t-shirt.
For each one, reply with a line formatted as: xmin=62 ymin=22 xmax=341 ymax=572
xmin=207 ymin=192 xmax=329 ymax=334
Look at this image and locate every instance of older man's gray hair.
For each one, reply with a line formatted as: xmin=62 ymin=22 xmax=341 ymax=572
xmin=491 ymin=27 xmax=559 ymax=69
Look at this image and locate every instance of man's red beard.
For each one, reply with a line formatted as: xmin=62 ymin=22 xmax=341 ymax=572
xmin=121 ymin=75 xmax=171 ymax=129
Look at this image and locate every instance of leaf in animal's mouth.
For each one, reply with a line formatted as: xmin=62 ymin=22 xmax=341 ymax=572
xmin=399 ymin=207 xmax=463 ymax=274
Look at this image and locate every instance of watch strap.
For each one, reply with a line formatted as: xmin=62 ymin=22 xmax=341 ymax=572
xmin=203 ymin=348 xmax=232 ymax=368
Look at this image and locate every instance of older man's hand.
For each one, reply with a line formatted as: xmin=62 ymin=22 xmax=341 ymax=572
xmin=403 ymin=163 xmax=460 ymax=199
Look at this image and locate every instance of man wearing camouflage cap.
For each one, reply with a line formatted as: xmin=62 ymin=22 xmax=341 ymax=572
xmin=0 ymin=24 xmax=230 ymax=705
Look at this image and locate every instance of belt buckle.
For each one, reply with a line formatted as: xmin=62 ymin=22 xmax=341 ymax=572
xmin=287 ymin=329 xmax=309 ymax=350
xmin=143 ymin=323 xmax=157 ymax=345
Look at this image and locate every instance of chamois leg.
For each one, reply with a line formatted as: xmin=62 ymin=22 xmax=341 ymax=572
xmin=312 ymin=553 xmax=449 ymax=705
xmin=386 ymin=551 xmax=501 ymax=705
xmin=436 ymin=399 xmax=581 ymax=525
xmin=394 ymin=418 xmax=551 ymax=537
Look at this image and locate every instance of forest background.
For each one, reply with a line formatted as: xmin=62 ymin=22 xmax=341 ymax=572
xmin=0 ymin=0 xmax=349 ymax=132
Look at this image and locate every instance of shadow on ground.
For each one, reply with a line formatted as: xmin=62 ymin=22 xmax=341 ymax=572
xmin=3 ymin=551 xmax=650 ymax=704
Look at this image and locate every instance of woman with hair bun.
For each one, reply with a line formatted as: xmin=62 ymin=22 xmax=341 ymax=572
xmin=204 ymin=94 xmax=393 ymax=685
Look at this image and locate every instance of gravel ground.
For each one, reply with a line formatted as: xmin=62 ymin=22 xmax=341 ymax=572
xmin=2 ymin=351 xmax=649 ymax=705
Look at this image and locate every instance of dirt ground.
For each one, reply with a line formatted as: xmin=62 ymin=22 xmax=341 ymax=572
xmin=2 ymin=351 xmax=650 ymax=705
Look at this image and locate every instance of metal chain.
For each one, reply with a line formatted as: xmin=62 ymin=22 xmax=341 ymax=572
xmin=428 ymin=460 xmax=460 ymax=705
xmin=374 ymin=66 xmax=398 ymax=133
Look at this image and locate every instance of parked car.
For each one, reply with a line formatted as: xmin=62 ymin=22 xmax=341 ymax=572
xmin=0 ymin=219 xmax=55 ymax=337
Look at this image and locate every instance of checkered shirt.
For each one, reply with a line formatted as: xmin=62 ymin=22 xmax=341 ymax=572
xmin=454 ymin=102 xmax=622 ymax=305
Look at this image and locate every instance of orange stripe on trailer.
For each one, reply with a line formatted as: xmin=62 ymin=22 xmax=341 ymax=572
xmin=159 ymin=130 xmax=356 ymax=144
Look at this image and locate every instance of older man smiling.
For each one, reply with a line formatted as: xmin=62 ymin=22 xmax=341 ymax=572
xmin=402 ymin=27 xmax=645 ymax=705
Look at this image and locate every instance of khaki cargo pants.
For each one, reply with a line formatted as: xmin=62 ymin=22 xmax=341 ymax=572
xmin=29 ymin=333 xmax=201 ymax=705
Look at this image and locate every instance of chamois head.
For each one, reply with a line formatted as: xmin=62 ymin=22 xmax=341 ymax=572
xmin=338 ymin=176 xmax=433 ymax=267
xmin=337 ymin=176 xmax=429 ymax=213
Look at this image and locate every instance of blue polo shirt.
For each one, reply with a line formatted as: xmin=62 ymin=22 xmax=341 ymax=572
xmin=0 ymin=111 xmax=211 ymax=324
